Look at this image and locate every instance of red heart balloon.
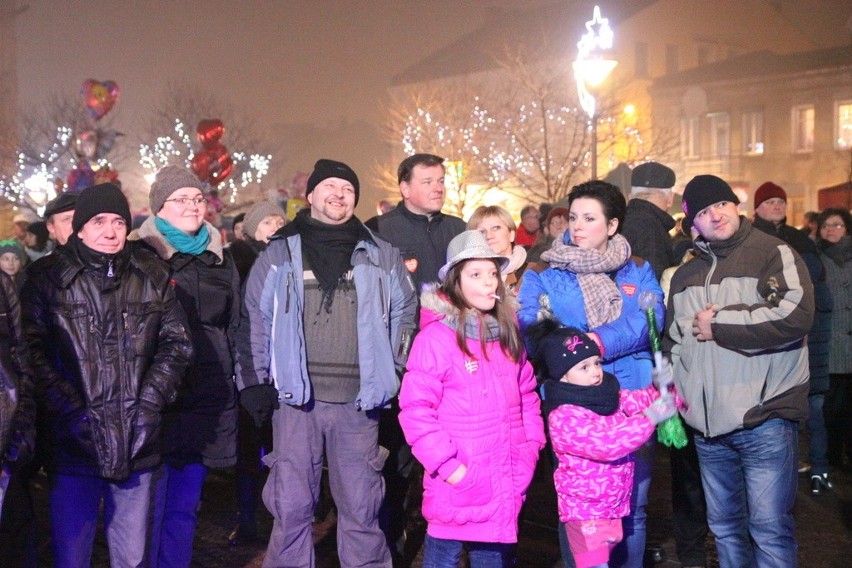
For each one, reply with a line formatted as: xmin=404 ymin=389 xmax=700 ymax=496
xmin=197 ymin=119 xmax=224 ymax=150
xmin=81 ymin=79 xmax=120 ymax=121
xmin=207 ymin=145 xmax=234 ymax=186
xmin=190 ymin=151 xmax=213 ymax=182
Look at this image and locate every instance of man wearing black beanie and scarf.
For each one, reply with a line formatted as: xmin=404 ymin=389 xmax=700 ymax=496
xmin=20 ymin=183 xmax=193 ymax=566
xmin=237 ymin=159 xmax=417 ymax=566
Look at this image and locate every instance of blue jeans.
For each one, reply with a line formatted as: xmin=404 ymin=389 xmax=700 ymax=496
xmin=50 ymin=469 xmax=153 ymax=568
xmin=695 ymin=418 xmax=798 ymax=568
xmin=807 ymin=394 xmax=828 ymax=476
xmin=148 ymin=462 xmax=209 ymax=568
xmin=422 ymin=535 xmax=515 ymax=568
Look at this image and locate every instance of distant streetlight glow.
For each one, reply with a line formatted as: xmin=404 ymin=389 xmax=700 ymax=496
xmin=573 ymin=5 xmax=617 ymax=179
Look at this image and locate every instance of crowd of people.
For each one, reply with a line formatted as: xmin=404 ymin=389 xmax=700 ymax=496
xmin=0 ymin=152 xmax=839 ymax=568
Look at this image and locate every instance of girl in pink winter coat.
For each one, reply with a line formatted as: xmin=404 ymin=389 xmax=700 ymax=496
xmin=536 ymin=326 xmax=675 ymax=568
xmin=399 ymin=230 xmax=546 ymax=567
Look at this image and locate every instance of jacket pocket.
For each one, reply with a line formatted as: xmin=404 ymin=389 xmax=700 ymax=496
xmin=57 ymin=302 xmax=94 ymax=359
xmin=448 ymin=461 xmax=492 ymax=508
xmin=125 ymin=302 xmax=163 ymax=357
xmin=130 ymin=402 xmax=161 ymax=463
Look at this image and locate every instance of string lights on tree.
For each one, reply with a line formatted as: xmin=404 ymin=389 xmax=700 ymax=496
xmin=138 ymin=118 xmax=271 ymax=204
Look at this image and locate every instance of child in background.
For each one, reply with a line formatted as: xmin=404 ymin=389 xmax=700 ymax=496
xmin=399 ymin=230 xmax=545 ymax=567
xmin=537 ymin=326 xmax=676 ymax=568
xmin=0 ymin=240 xmax=25 ymax=290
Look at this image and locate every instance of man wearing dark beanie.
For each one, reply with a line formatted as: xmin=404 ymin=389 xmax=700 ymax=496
xmin=237 ymin=158 xmax=416 ymax=566
xmin=71 ymin=183 xmax=132 ymax=235
xmin=20 ymin=182 xmax=193 ymax=566
xmin=752 ymin=180 xmax=833 ymax=494
xmin=663 ymin=174 xmax=814 ymax=565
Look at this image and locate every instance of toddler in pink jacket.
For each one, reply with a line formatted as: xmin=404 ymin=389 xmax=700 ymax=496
xmin=399 ymin=231 xmax=545 ymax=567
xmin=538 ymin=327 xmax=675 ymax=568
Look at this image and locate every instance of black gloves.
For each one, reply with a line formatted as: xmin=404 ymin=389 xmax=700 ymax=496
xmin=239 ymin=384 xmax=280 ymax=427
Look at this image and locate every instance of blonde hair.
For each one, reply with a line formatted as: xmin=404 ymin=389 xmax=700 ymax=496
xmin=466 ymin=205 xmax=516 ymax=232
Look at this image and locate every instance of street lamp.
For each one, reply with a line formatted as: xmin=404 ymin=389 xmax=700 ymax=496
xmin=573 ymin=5 xmax=617 ymax=179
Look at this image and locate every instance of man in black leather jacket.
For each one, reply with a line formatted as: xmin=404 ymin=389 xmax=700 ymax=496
xmin=21 ymin=183 xmax=194 ymax=567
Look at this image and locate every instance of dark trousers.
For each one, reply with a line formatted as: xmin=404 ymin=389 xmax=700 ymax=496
xmin=378 ymin=401 xmax=422 ymax=565
xmin=826 ymin=373 xmax=852 ymax=468
xmin=233 ymin=405 xmax=273 ymax=537
xmin=670 ymin=426 xmax=708 ymax=566
xmin=0 ymin=467 xmax=38 ymax=568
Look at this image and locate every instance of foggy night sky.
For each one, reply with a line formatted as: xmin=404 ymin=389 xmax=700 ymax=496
xmin=14 ymin=0 xmax=555 ymax=214
xmin=12 ymin=0 xmax=852 ymax=214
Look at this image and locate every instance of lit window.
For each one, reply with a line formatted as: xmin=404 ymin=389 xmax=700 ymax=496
xmin=742 ymin=110 xmax=764 ymax=155
xmin=792 ymin=105 xmax=815 ymax=153
xmin=708 ymin=112 xmax=730 ymax=157
xmin=681 ymin=117 xmax=699 ymax=159
xmin=836 ymin=100 xmax=852 ymax=149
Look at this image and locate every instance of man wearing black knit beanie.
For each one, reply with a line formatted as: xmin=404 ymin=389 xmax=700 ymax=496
xmin=237 ymin=158 xmax=417 ymax=566
xmin=19 ymin=182 xmax=193 ymax=566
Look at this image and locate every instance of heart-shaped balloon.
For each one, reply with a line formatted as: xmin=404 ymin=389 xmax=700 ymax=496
xmin=197 ymin=119 xmax=225 ymax=150
xmin=191 ymin=151 xmax=213 ymax=183
xmin=206 ymin=145 xmax=234 ymax=186
xmin=81 ymin=79 xmax=120 ymax=121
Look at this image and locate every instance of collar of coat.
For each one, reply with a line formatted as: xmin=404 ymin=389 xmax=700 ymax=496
xmin=130 ymin=216 xmax=224 ymax=265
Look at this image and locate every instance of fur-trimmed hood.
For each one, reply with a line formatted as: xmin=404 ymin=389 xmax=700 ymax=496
xmin=129 ymin=216 xmax=224 ymax=263
xmin=419 ymin=283 xmax=516 ymax=338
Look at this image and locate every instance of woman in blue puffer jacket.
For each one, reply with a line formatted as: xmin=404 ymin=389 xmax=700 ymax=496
xmin=518 ymin=180 xmax=664 ymax=568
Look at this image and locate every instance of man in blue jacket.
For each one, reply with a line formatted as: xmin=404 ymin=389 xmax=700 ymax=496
xmin=238 ymin=159 xmax=418 ymax=567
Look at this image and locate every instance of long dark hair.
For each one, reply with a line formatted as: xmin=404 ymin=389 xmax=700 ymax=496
xmin=440 ymin=258 xmax=522 ymax=362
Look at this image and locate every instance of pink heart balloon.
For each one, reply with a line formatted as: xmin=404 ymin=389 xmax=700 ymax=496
xmin=81 ymin=79 xmax=120 ymax=120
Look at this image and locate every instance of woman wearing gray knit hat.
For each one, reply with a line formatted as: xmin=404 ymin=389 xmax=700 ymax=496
xmin=132 ymin=165 xmax=241 ymax=567
xmin=221 ymin=199 xmax=285 ymax=545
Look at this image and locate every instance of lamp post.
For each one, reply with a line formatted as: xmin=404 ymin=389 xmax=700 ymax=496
xmin=573 ymin=6 xmax=617 ymax=179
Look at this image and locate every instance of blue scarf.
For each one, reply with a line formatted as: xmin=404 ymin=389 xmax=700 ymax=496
xmin=154 ymin=216 xmax=210 ymax=256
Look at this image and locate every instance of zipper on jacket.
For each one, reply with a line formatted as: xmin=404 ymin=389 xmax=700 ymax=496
xmin=107 ymin=259 xmax=114 ymax=278
xmin=285 ymin=272 xmax=292 ymax=313
xmin=88 ymin=315 xmax=95 ymax=334
xmin=703 ymin=248 xmax=717 ymax=305
xmin=379 ymin=278 xmax=387 ymax=325
xmin=122 ymin=310 xmax=129 ymax=331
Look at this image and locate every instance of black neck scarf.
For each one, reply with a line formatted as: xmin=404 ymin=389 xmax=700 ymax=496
xmin=542 ymin=372 xmax=621 ymax=416
xmin=285 ymin=208 xmax=372 ymax=311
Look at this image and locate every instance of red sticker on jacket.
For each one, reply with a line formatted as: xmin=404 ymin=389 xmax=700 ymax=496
xmin=621 ymin=284 xmax=637 ymax=296
xmin=404 ymin=258 xmax=418 ymax=273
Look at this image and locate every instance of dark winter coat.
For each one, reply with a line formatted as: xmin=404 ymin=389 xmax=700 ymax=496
xmin=365 ymin=204 xmax=466 ymax=291
xmin=621 ymin=198 xmax=676 ymax=282
xmin=0 ymin=272 xmax=34 ymax=469
xmin=21 ymin=238 xmax=193 ymax=480
xmin=228 ymin=237 xmax=265 ymax=283
xmin=817 ymin=235 xmax=852 ymax=375
xmin=132 ymin=218 xmax=241 ymax=469
xmin=753 ymin=216 xmax=832 ymax=393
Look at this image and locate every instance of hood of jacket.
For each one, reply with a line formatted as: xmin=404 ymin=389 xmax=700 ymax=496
xmin=419 ymin=284 xmax=516 ymax=338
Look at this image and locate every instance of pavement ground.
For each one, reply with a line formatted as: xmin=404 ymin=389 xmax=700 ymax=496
xmin=25 ymin=435 xmax=852 ymax=567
